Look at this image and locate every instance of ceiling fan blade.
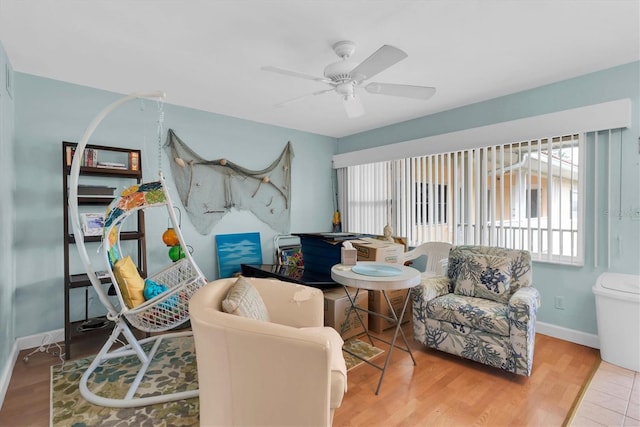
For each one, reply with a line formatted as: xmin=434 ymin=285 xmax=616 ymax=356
xmin=343 ymin=95 xmax=364 ymax=118
xmin=364 ymin=82 xmax=436 ymax=100
xmin=349 ymin=45 xmax=408 ymax=83
xmin=274 ymin=88 xmax=334 ymax=108
xmin=261 ymin=66 xmax=332 ymax=84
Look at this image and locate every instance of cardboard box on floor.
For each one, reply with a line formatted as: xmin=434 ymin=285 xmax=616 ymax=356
xmin=351 ymin=238 xmax=404 ymax=264
xmin=324 ymin=287 xmax=368 ymax=340
xmin=368 ymin=289 xmax=412 ymax=333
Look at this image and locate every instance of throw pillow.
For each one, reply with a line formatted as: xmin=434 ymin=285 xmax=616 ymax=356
xmin=112 ymin=256 xmax=146 ymax=308
xmin=143 ymin=278 xmax=178 ymax=310
xmin=222 ymin=276 xmax=270 ymax=321
xmin=453 ymin=254 xmax=512 ymax=303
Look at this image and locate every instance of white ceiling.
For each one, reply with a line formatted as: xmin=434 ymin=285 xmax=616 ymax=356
xmin=0 ymin=0 xmax=638 ymax=138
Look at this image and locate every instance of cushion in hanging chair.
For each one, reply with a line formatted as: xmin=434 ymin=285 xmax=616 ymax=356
xmin=113 ymin=256 xmax=145 ymax=308
xmin=143 ymin=278 xmax=179 ymax=310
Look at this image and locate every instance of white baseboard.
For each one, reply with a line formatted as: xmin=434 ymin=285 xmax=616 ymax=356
xmin=0 ymin=329 xmax=64 ymax=410
xmin=0 ymin=340 xmax=19 ymax=412
xmin=15 ymin=329 xmax=64 ymax=352
xmin=537 ymin=321 xmax=600 ymax=349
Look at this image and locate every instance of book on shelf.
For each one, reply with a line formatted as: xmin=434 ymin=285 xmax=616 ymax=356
xmin=96 ymin=161 xmax=127 ymax=169
xmin=84 ymin=149 xmax=97 ymax=167
xmin=65 ymin=145 xmax=138 ymax=171
xmin=65 ymin=146 xmax=100 ymax=167
xmin=65 ymin=146 xmax=76 ymax=166
xmin=129 ymin=152 xmax=140 ymax=171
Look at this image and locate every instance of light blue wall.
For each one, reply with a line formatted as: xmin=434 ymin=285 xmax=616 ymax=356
xmin=338 ymin=61 xmax=640 ymax=335
xmin=4 ymin=58 xmax=638 ymax=353
xmin=12 ymin=73 xmax=337 ymax=337
xmin=0 ymin=43 xmax=16 ymax=393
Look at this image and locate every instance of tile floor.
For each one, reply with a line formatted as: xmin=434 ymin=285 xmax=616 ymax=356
xmin=570 ymin=361 xmax=639 ymax=426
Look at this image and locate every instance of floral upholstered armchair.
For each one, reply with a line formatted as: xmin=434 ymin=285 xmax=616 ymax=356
xmin=411 ymin=245 xmax=540 ymax=376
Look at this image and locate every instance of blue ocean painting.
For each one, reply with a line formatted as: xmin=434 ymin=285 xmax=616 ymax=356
xmin=216 ymin=232 xmax=263 ymax=278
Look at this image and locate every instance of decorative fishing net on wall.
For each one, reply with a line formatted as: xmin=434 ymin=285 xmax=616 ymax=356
xmin=164 ymin=129 xmax=293 ymax=234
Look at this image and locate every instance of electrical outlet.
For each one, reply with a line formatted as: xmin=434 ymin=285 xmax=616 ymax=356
xmin=554 ymin=296 xmax=565 ymax=310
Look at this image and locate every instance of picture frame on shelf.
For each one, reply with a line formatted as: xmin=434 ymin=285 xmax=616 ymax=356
xmin=80 ymin=213 xmax=105 ymax=236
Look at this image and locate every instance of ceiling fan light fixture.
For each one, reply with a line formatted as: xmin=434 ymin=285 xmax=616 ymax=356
xmin=343 ymin=94 xmax=364 ymax=118
xmin=335 ymin=82 xmax=354 ymax=97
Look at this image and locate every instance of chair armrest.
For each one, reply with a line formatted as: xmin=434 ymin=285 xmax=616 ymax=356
xmin=508 ymin=286 xmax=541 ymax=325
xmin=251 ymin=278 xmax=325 ymax=328
xmin=411 ymin=275 xmax=452 ymax=303
xmin=507 ymin=286 xmax=540 ymax=376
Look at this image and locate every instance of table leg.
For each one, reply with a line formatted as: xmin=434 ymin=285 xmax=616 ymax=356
xmin=342 ymin=287 xmax=375 ymax=346
xmin=340 ymin=285 xmax=417 ymax=395
xmin=374 ymin=289 xmax=416 ymax=395
xmin=382 ymin=289 xmax=416 ymax=365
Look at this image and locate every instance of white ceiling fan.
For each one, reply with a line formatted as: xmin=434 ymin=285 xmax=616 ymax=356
xmin=262 ymin=40 xmax=436 ymax=118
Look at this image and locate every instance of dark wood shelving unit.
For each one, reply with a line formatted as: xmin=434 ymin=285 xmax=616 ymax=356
xmin=62 ymin=141 xmax=146 ymax=359
xmin=67 ymin=231 xmax=145 ymax=244
xmin=68 ymin=273 xmax=114 ymax=288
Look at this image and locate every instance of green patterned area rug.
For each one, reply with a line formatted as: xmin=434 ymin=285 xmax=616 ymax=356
xmin=51 ymin=335 xmax=199 ymax=427
xmin=343 ymin=338 xmax=384 ymax=371
xmin=51 ymin=334 xmax=382 ymax=426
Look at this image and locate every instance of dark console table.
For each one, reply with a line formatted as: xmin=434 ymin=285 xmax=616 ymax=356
xmin=241 ymin=264 xmax=338 ymax=289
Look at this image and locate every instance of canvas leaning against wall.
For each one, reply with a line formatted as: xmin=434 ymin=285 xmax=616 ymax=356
xmin=216 ymin=232 xmax=263 ymax=278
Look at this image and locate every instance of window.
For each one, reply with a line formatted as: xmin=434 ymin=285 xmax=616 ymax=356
xmin=415 ymin=183 xmax=447 ymax=225
xmin=527 ymin=189 xmax=539 ymax=219
xmin=340 ymin=134 xmax=584 ymax=265
xmin=571 ymin=189 xmax=578 ymax=219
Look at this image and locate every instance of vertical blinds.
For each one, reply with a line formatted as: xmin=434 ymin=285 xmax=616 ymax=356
xmin=340 ymin=133 xmax=587 ymax=265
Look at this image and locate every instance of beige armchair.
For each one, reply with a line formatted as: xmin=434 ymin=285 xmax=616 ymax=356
xmin=189 ymin=277 xmax=347 ymax=427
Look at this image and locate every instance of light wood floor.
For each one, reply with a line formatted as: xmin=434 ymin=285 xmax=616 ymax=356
xmin=334 ymin=327 xmax=599 ymax=426
xmin=0 ymin=325 xmax=599 ymax=427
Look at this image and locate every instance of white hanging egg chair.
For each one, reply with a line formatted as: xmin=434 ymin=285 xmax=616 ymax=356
xmin=68 ymin=92 xmax=207 ymax=408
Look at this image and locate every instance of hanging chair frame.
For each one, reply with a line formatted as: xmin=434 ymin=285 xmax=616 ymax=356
xmin=68 ymin=92 xmax=207 ymax=408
